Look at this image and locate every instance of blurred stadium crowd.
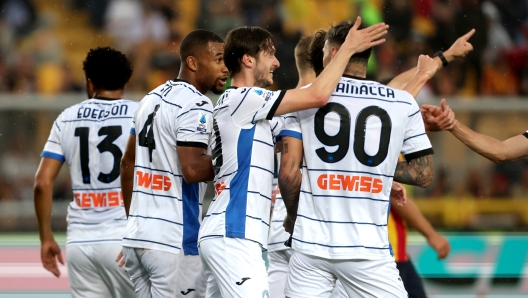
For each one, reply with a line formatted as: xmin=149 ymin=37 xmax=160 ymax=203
xmin=1 ymin=0 xmax=528 ymax=228
xmin=2 ymin=0 xmax=528 ymax=95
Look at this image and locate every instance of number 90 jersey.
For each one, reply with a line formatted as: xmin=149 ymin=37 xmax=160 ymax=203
xmin=41 ymin=98 xmax=138 ymax=245
xmin=279 ymin=76 xmax=433 ymax=260
xmin=123 ymin=80 xmax=212 ymax=256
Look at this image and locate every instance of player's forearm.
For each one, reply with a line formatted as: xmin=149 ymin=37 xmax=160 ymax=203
xmin=305 ymin=46 xmax=357 ymax=105
xmin=401 ymin=72 xmax=431 ymax=98
xmin=182 ymin=155 xmax=214 ymax=184
xmin=120 ymin=159 xmax=134 ymax=217
xmin=387 ymin=56 xmax=445 ymax=90
xmin=393 ymin=155 xmax=434 ymax=187
xmin=279 ymin=171 xmax=302 ymax=219
xmin=450 ymin=122 xmax=510 ymax=163
xmin=34 ymin=182 xmax=54 ymax=241
xmin=392 ymin=198 xmax=436 ymax=239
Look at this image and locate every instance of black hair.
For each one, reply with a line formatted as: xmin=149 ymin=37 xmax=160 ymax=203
xmin=224 ymin=27 xmax=275 ymax=76
xmin=82 ymin=47 xmax=133 ymax=90
xmin=326 ymin=20 xmax=372 ymax=66
xmin=180 ymin=29 xmax=224 ymax=62
xmin=307 ymin=30 xmax=327 ymax=76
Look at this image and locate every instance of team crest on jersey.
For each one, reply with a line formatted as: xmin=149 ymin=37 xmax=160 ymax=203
xmin=197 ymin=113 xmax=207 ymax=132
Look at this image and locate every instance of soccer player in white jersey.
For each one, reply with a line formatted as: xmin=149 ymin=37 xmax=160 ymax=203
xmin=34 ymin=47 xmax=137 ymax=297
xmin=117 ymin=30 xmax=227 ymax=298
xmin=278 ymin=21 xmax=439 ymax=297
xmin=197 ymin=18 xmax=389 ymax=298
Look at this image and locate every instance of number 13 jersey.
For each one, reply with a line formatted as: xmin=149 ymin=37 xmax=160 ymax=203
xmin=41 ymin=98 xmax=138 ymax=245
xmin=279 ymin=76 xmax=433 ymax=260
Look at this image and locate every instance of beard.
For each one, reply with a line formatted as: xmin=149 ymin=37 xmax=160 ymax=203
xmin=254 ymin=63 xmax=272 ymax=88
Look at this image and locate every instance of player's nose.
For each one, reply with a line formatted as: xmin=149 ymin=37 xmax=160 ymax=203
xmin=272 ymin=56 xmax=280 ymax=69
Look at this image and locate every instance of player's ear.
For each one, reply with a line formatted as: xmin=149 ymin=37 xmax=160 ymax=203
xmin=86 ymin=78 xmax=96 ymax=97
xmin=186 ymin=56 xmax=198 ymax=72
xmin=241 ymin=54 xmax=254 ymax=69
xmin=331 ymin=46 xmax=339 ymax=59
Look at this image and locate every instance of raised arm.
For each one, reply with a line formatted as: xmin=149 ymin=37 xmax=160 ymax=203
xmin=274 ymin=17 xmax=389 ymax=116
xmin=278 ymin=136 xmax=304 ymax=233
xmin=400 ymin=55 xmax=438 ymax=98
xmin=450 ymin=123 xmax=528 ymax=163
xmin=388 ymin=29 xmax=475 ymax=90
xmin=34 ymin=157 xmax=64 ymax=277
xmin=120 ymin=133 xmax=136 ymax=217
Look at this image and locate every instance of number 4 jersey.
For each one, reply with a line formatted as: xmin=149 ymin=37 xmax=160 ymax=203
xmin=41 ymin=98 xmax=138 ymax=245
xmin=279 ymin=76 xmax=433 ymax=260
xmin=123 ymin=80 xmax=212 ymax=255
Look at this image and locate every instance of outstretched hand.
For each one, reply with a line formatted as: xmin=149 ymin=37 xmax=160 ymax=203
xmin=343 ymin=17 xmax=389 ymax=54
xmin=421 ymin=99 xmax=457 ymax=132
xmin=445 ymin=29 xmax=475 ymax=58
xmin=390 ymin=182 xmax=407 ymax=207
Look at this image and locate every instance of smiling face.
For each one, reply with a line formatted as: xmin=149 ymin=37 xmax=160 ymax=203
xmin=197 ymin=41 xmax=228 ymax=94
xmin=253 ymin=45 xmax=280 ymax=88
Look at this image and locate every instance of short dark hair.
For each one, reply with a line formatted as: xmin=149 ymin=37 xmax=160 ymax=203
xmin=82 ymin=47 xmax=133 ymax=90
xmin=180 ymin=29 xmax=224 ymax=61
xmin=326 ymin=20 xmax=372 ymax=66
xmin=307 ymin=30 xmax=327 ymax=76
xmin=295 ymin=35 xmax=313 ymax=73
xmin=224 ymin=27 xmax=275 ymax=76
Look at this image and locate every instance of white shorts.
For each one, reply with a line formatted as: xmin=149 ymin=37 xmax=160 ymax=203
xmin=66 ymin=243 xmax=136 ymax=298
xmin=199 ymin=237 xmax=269 ymax=298
xmin=268 ymin=249 xmax=292 ymax=298
xmin=123 ymin=247 xmax=206 ymax=298
xmin=285 ymin=251 xmax=407 ymax=298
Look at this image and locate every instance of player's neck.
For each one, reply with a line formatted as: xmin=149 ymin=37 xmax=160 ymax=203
xmin=92 ymin=89 xmax=124 ymax=100
xmin=343 ymin=63 xmax=367 ymax=79
xmin=177 ymin=71 xmax=208 ymax=94
xmin=296 ymin=72 xmax=316 ymax=88
xmin=230 ymin=71 xmax=258 ymax=88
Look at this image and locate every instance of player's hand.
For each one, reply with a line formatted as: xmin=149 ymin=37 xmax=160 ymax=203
xmin=421 ymin=99 xmax=457 ymax=132
xmin=427 ymin=233 xmax=451 ymax=259
xmin=41 ymin=239 xmax=64 ymax=277
xmin=415 ymin=55 xmax=438 ymax=81
xmin=283 ymin=215 xmax=296 ymax=234
xmin=115 ymin=249 xmax=126 ymax=268
xmin=444 ymin=29 xmax=475 ymax=59
xmin=390 ymin=182 xmax=407 ymax=207
xmin=343 ymin=17 xmax=389 ymax=54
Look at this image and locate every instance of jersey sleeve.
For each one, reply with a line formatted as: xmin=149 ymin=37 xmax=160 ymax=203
xmin=278 ymin=113 xmax=302 ymax=140
xmin=175 ymin=95 xmax=213 ymax=149
xmin=270 ymin=116 xmax=284 ymax=141
xmin=228 ymin=87 xmax=286 ymax=128
xmin=401 ymin=99 xmax=433 ymax=161
xmin=40 ymin=113 xmax=65 ymax=163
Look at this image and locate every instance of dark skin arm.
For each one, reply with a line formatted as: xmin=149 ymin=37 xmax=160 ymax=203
xmin=394 ymin=154 xmax=434 ymax=188
xmin=120 ymin=134 xmax=136 ymax=217
xmin=278 ymin=136 xmax=304 ymax=234
xmin=34 ymin=157 xmax=64 ymax=277
xmin=176 ymin=145 xmax=214 ymax=184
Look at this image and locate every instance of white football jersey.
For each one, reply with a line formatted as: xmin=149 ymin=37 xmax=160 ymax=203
xmin=279 ymin=76 xmax=433 ymax=259
xmin=122 ymin=80 xmax=212 ymax=255
xmin=41 ymin=98 xmax=138 ymax=245
xmin=198 ymin=87 xmax=286 ymax=249
xmin=267 ymin=152 xmax=291 ymax=252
